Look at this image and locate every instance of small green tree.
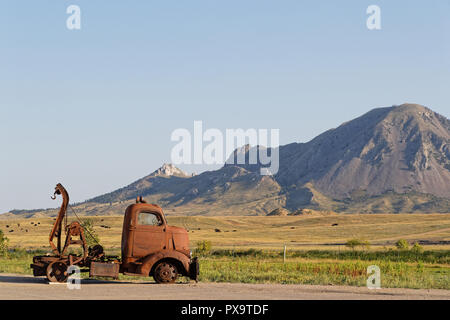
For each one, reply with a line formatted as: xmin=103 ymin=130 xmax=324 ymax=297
xmin=395 ymin=239 xmax=409 ymax=250
xmin=345 ymin=239 xmax=370 ymax=251
xmin=81 ymin=219 xmax=100 ymax=248
xmin=195 ymin=240 xmax=212 ymax=256
xmin=345 ymin=239 xmax=361 ymax=250
xmin=0 ymin=230 xmax=9 ymax=257
xmin=411 ymin=242 xmax=423 ymax=253
xmin=360 ymin=239 xmax=371 ymax=250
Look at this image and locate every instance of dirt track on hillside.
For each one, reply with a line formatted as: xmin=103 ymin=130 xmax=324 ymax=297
xmin=0 ymin=273 xmax=448 ymax=300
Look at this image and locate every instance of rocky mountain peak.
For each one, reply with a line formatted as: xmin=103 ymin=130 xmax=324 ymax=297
xmin=150 ymin=163 xmax=190 ymax=177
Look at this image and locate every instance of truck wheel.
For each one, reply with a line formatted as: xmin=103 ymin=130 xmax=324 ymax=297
xmin=46 ymin=261 xmax=68 ymax=283
xmin=153 ymin=261 xmax=178 ymax=284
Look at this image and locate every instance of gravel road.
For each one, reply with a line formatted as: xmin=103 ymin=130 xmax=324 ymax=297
xmin=0 ymin=273 xmax=448 ymax=300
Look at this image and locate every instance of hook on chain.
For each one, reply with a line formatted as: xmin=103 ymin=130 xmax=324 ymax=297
xmin=51 ymin=189 xmax=61 ymax=200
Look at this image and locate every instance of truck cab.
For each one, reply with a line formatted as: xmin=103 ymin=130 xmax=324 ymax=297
xmin=119 ymin=198 xmax=198 ymax=283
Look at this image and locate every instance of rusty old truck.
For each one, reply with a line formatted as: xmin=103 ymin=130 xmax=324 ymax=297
xmin=30 ymin=183 xmax=199 ymax=283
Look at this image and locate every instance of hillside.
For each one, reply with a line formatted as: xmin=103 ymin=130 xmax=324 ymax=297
xmin=276 ymin=104 xmax=450 ymax=199
xmin=3 ymin=103 xmax=449 ymax=218
xmin=230 ymin=104 xmax=450 ymax=213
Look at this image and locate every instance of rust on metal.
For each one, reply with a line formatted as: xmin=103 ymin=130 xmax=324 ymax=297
xmin=48 ymin=183 xmax=69 ymax=255
xmin=31 ymin=184 xmax=199 ymax=284
xmin=90 ymin=261 xmax=120 ymax=279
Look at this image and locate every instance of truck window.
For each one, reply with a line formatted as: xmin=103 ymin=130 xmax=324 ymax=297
xmin=137 ymin=212 xmax=161 ymax=226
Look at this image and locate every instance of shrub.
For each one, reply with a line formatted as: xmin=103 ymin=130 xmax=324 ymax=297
xmin=395 ymin=239 xmax=409 ymax=250
xmin=195 ymin=240 xmax=212 ymax=256
xmin=359 ymin=240 xmax=371 ymax=250
xmin=411 ymin=242 xmax=423 ymax=253
xmin=345 ymin=239 xmax=370 ymax=250
xmin=345 ymin=239 xmax=359 ymax=250
xmin=81 ymin=219 xmax=100 ymax=248
xmin=0 ymin=230 xmax=9 ymax=257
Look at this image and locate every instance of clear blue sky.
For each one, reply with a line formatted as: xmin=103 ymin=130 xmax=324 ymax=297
xmin=1 ymin=0 xmax=449 ymax=212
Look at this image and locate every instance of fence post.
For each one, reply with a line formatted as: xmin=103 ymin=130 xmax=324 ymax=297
xmin=283 ymin=244 xmax=287 ymax=263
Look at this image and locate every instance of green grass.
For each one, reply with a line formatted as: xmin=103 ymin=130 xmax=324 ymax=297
xmin=0 ymin=249 xmax=42 ymax=275
xmin=198 ymin=257 xmax=450 ymax=289
xmin=1 ymin=248 xmax=449 ymax=289
xmin=210 ymin=248 xmax=450 ymax=264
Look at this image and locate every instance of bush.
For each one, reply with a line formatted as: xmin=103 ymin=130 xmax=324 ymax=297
xmin=80 ymin=219 xmax=100 ymax=248
xmin=412 ymin=242 xmax=423 ymax=253
xmin=195 ymin=240 xmax=212 ymax=256
xmin=0 ymin=230 xmax=9 ymax=257
xmin=395 ymin=239 xmax=409 ymax=250
xmin=359 ymin=240 xmax=371 ymax=250
xmin=345 ymin=239 xmax=370 ymax=250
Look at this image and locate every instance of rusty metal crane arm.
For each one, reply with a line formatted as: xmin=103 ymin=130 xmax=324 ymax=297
xmin=49 ymin=183 xmax=69 ymax=255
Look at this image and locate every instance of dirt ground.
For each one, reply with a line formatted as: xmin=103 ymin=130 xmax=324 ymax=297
xmin=0 ymin=273 xmax=448 ymax=300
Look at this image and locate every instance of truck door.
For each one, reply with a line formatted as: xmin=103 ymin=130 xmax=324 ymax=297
xmin=132 ymin=211 xmax=166 ymax=257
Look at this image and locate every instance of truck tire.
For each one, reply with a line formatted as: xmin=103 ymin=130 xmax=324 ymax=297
xmin=46 ymin=261 xmax=68 ymax=283
xmin=153 ymin=261 xmax=178 ymax=284
xmin=189 ymin=257 xmax=200 ymax=281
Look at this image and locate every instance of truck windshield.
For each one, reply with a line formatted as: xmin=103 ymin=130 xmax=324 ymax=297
xmin=137 ymin=212 xmax=162 ymax=226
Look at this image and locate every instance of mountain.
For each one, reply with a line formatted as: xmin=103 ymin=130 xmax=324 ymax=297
xmin=85 ymin=163 xmax=284 ymax=216
xmin=88 ymin=163 xmax=193 ymax=204
xmin=234 ymin=104 xmax=450 ymax=212
xmin=5 ymin=103 xmax=450 ymax=218
xmin=276 ymin=104 xmax=450 ymax=199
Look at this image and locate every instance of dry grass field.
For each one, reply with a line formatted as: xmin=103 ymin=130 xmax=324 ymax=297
xmin=1 ymin=213 xmax=449 ymax=250
xmin=1 ymin=213 xmax=449 ymax=289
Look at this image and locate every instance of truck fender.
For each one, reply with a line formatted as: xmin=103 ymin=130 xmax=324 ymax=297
xmin=138 ymin=251 xmax=191 ymax=276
